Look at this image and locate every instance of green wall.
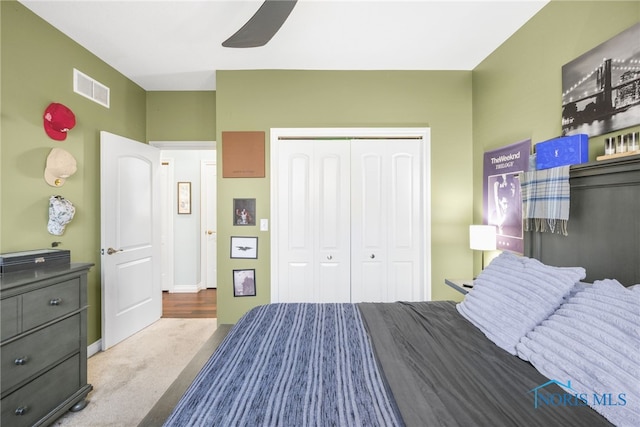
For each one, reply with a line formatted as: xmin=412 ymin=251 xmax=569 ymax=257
xmin=3 ymin=0 xmax=638 ymax=337
xmin=215 ymin=70 xmax=474 ymax=323
xmin=0 ymin=0 xmax=147 ymax=344
xmin=472 ymin=1 xmax=640 ymax=246
xmin=147 ymin=91 xmax=216 ymax=141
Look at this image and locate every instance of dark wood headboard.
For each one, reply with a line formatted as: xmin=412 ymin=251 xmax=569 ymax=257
xmin=524 ymin=155 xmax=640 ymax=287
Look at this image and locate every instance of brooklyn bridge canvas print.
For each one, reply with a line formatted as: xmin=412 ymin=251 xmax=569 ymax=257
xmin=562 ymin=23 xmax=640 ymax=137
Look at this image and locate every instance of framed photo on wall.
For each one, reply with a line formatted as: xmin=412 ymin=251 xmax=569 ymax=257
xmin=230 ymin=236 xmax=258 ymax=259
xmin=233 ymin=198 xmax=256 ymax=226
xmin=233 ymin=269 xmax=256 ymax=297
xmin=177 ymin=182 xmax=191 ymax=214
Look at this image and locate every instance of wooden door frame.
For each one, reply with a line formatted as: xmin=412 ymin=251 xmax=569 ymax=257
xmin=150 ymin=141 xmax=216 ymax=294
xmin=270 ymin=127 xmax=432 ymax=302
xmin=201 ymin=158 xmax=217 ymax=289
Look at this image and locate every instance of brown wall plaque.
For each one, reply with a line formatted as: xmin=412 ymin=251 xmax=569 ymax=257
xmin=222 ymin=131 xmax=265 ymax=178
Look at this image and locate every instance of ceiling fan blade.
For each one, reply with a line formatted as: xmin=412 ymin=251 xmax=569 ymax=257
xmin=223 ymin=0 xmax=298 ymax=48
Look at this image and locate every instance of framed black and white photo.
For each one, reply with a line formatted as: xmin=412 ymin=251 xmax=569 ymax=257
xmin=233 ymin=198 xmax=256 ymax=226
xmin=233 ymin=269 xmax=256 ymax=297
xmin=561 ymin=22 xmax=640 ymax=137
xmin=230 ymin=236 xmax=258 ymax=259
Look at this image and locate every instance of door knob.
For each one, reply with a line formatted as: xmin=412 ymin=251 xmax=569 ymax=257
xmin=107 ymin=247 xmax=123 ymax=255
xmin=327 ymin=255 xmax=333 ymax=260
xmin=370 ymin=254 xmax=376 ymax=259
xmin=207 ymin=230 xmax=216 ymax=235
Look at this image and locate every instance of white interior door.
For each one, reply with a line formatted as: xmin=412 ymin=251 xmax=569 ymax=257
xmin=100 ymin=131 xmax=161 ymax=350
xmin=276 ymin=140 xmax=351 ymax=302
xmin=351 ymin=139 xmax=423 ymax=302
xmin=201 ymin=159 xmax=217 ymax=288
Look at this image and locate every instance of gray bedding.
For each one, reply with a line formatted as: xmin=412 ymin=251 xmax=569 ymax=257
xmin=358 ymin=301 xmax=612 ymax=427
xmin=164 ymin=300 xmax=614 ymax=426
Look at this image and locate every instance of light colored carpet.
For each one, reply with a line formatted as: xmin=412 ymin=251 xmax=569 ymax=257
xmin=53 ymin=318 xmax=217 ymax=427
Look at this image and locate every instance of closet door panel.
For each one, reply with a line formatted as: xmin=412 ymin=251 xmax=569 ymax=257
xmin=391 ymin=153 xmax=417 ymax=248
xmin=315 ymin=142 xmax=351 ymax=303
xmin=277 ymin=140 xmax=350 ymax=303
xmin=360 ymin=154 xmax=383 ymax=248
xmin=390 ymin=261 xmax=416 ymax=301
xmin=278 ymin=143 xmax=315 ymax=302
xmin=388 ymin=142 xmax=422 ymax=300
xmin=285 ymin=263 xmax=314 ymax=302
xmin=356 ymin=261 xmax=386 ymax=302
xmin=351 ymin=142 xmax=388 ymax=302
xmin=352 ymin=140 xmax=423 ymax=302
xmin=288 ymin=154 xmax=311 ymax=250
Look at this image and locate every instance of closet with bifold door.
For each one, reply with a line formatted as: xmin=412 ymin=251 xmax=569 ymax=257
xmin=273 ymin=130 xmax=428 ymax=304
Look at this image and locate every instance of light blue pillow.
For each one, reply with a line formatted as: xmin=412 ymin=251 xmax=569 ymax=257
xmin=516 ymin=279 xmax=640 ymax=427
xmin=456 ymin=251 xmax=584 ymax=355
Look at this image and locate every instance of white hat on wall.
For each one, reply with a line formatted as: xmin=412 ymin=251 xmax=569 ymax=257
xmin=48 ymin=195 xmax=75 ymax=236
xmin=44 ymin=147 xmax=77 ymax=187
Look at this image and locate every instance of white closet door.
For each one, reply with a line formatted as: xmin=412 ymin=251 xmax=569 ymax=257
xmin=277 ymin=140 xmax=351 ymax=302
xmin=351 ymin=139 xmax=423 ymax=302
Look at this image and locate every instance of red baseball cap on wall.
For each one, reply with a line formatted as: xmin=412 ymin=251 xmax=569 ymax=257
xmin=43 ymin=102 xmax=76 ymax=141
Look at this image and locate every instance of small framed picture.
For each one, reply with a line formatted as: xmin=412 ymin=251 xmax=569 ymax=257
xmin=230 ymin=236 xmax=258 ymax=259
xmin=233 ymin=198 xmax=256 ymax=226
xmin=233 ymin=269 xmax=256 ymax=297
xmin=177 ymin=182 xmax=191 ymax=214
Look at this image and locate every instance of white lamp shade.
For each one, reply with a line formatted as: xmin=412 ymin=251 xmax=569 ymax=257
xmin=469 ymin=225 xmax=497 ymax=251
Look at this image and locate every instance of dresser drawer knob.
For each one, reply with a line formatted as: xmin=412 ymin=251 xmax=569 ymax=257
xmin=14 ymin=357 xmax=29 ymax=365
xmin=15 ymin=406 xmax=28 ymax=416
xmin=49 ymin=298 xmax=63 ymax=306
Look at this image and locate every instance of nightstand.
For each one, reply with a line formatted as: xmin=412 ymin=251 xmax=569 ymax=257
xmin=445 ymin=278 xmax=474 ymax=295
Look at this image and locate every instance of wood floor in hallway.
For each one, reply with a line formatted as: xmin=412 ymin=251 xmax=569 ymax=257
xmin=162 ymin=288 xmax=217 ymax=318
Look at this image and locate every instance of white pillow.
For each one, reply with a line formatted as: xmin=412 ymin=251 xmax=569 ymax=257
xmin=516 ymin=279 xmax=640 ymax=427
xmin=456 ymin=251 xmax=584 ymax=355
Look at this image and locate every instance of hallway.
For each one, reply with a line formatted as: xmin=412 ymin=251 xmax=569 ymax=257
xmin=162 ymin=289 xmax=217 ymax=318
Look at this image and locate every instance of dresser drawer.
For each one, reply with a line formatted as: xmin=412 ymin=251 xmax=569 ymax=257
xmin=1 ymin=296 xmax=19 ymax=339
xmin=1 ymin=354 xmax=80 ymax=427
xmin=1 ymin=315 xmax=80 ymax=394
xmin=22 ymin=278 xmax=80 ymax=331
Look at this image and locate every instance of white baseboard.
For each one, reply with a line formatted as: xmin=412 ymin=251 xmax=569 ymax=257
xmin=171 ymin=283 xmax=201 ymax=293
xmin=87 ymin=339 xmax=102 ymax=358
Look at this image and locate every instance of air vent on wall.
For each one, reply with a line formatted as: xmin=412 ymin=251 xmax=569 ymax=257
xmin=73 ymin=69 xmax=110 ymax=108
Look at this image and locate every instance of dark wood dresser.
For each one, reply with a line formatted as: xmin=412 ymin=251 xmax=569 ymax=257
xmin=1 ymin=263 xmax=93 ymax=427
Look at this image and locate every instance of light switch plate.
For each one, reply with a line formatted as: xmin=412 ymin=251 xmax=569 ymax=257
xmin=260 ymin=218 xmax=269 ymax=231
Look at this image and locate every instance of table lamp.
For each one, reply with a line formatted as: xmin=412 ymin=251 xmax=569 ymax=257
xmin=470 ymin=225 xmax=497 ymax=269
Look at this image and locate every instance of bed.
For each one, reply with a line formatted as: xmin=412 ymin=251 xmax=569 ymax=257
xmin=162 ymin=157 xmax=639 ymax=427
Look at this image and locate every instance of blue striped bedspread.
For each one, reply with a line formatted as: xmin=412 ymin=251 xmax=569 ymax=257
xmin=163 ymin=303 xmax=403 ymax=427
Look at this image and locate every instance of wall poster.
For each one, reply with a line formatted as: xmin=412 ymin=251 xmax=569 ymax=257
xmin=483 ymin=139 xmax=531 ymax=254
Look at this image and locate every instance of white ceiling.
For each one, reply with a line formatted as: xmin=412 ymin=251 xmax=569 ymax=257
xmin=19 ymin=0 xmax=549 ymax=91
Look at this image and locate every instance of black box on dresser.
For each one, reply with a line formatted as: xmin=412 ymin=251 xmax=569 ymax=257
xmin=0 ymin=249 xmax=70 ymax=274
